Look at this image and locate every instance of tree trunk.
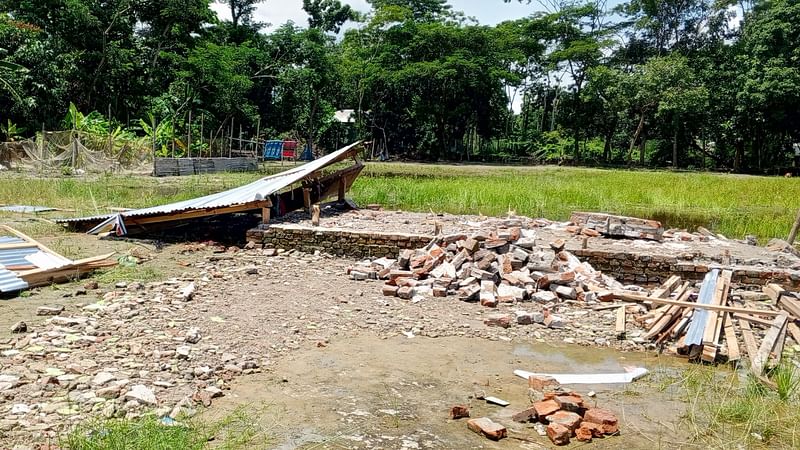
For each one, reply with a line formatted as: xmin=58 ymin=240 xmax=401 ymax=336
xmin=628 ymin=112 xmax=646 ymax=163
xmin=672 ymin=122 xmax=678 ymax=169
xmin=639 ymin=134 xmax=646 ymax=166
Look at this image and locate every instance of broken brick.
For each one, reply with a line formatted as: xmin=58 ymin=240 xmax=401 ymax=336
xmin=450 ymin=404 xmax=470 ymax=420
xmin=547 ymin=422 xmax=571 ymax=445
xmin=578 ymin=421 xmax=604 ymax=440
xmin=381 ymin=285 xmax=399 ymax=297
xmin=528 ymin=375 xmax=559 ymax=391
xmin=483 ymin=314 xmax=511 ymax=328
xmin=467 ymin=417 xmax=507 ymax=441
xmin=545 ymin=410 xmax=582 ymax=432
xmin=583 ymin=408 xmax=619 ymax=434
xmin=511 ymin=406 xmax=538 ymax=423
xmin=554 ymin=395 xmax=585 ymax=413
xmin=532 ymin=399 xmax=560 ymax=418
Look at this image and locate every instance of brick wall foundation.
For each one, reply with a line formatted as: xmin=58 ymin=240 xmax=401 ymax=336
xmin=247 ymin=224 xmax=800 ymax=288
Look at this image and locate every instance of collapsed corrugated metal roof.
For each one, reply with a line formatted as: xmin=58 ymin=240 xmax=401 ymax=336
xmin=56 ymin=142 xmax=364 ymax=235
xmin=0 ymin=265 xmax=28 ymax=293
xmin=0 ymin=225 xmax=117 ymax=294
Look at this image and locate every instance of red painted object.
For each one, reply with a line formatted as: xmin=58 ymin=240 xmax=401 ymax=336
xmin=282 ymin=140 xmax=297 ymax=159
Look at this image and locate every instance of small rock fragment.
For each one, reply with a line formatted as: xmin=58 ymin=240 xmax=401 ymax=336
xmin=450 ymin=405 xmax=470 ymax=420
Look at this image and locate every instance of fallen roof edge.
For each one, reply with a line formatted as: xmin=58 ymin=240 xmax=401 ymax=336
xmin=55 ymin=141 xmax=363 ymax=230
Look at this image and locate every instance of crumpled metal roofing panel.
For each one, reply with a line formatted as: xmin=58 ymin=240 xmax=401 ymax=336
xmin=0 ymin=264 xmax=28 ymax=293
xmin=56 ymin=141 xmax=362 ymax=225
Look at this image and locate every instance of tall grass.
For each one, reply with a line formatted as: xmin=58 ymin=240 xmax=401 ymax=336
xmin=674 ymin=364 xmax=800 ymax=449
xmin=1 ymin=162 xmax=797 ymax=239
xmin=352 ymin=163 xmax=800 ymax=239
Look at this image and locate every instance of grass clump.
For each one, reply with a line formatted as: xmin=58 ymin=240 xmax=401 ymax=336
xmin=62 ymin=406 xmax=268 ymax=450
xmin=677 ymin=362 xmax=800 ymax=449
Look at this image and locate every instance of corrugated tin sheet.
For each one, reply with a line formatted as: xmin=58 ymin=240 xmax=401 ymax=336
xmin=684 ymin=269 xmax=719 ymax=346
xmin=56 ymin=141 xmax=363 ymax=229
xmin=0 ymin=264 xmax=28 ymax=293
xmin=0 ymin=205 xmax=56 ymax=213
xmin=0 ymin=236 xmax=38 ymax=267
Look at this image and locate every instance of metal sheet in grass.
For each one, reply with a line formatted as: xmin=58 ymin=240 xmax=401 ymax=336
xmin=56 ymin=142 xmax=363 ymax=234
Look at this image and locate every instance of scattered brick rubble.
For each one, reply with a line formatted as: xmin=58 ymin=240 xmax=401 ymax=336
xmin=452 ymin=375 xmax=620 ymax=445
xmin=349 ymin=221 xmax=800 ymax=373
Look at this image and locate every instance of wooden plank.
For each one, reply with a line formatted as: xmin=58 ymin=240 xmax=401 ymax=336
xmin=650 ymin=276 xmax=683 ymax=299
xmin=733 ymin=313 xmax=775 ymax=327
xmin=612 ymin=292 xmax=782 ymax=316
xmin=723 ymin=313 xmax=741 ymax=363
xmin=739 ymin=320 xmax=759 ymax=361
xmin=788 ymin=322 xmax=800 ymax=345
xmin=644 ymin=288 xmax=692 ymax=340
xmin=701 ymin=270 xmax=731 ymax=362
xmin=18 ymin=253 xmax=116 ymax=280
xmin=763 ymin=283 xmax=787 ymax=304
xmin=126 ymin=200 xmax=271 ymax=227
xmin=774 ymin=324 xmax=788 ymax=362
xmin=778 ymin=297 xmax=800 ymax=319
xmin=751 ymin=313 xmax=788 ymax=375
xmin=0 ymin=242 xmax=38 ymax=250
xmin=615 ymin=306 xmax=626 ymax=338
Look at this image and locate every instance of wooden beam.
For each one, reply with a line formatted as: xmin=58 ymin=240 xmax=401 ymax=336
xmin=613 ymin=292 xmax=783 ymax=316
xmin=763 ymin=283 xmax=788 ymax=305
xmin=303 ymin=187 xmax=311 ymax=212
xmin=723 ymin=313 xmax=741 ymax=363
xmin=650 ymin=275 xmax=682 ymax=299
xmin=733 ymin=313 xmax=775 ymax=327
xmin=739 ymin=320 xmax=759 ymax=362
xmin=751 ymin=313 xmax=788 ymax=375
xmin=702 ymin=270 xmax=731 ymax=363
xmin=787 ymin=322 xmax=800 ymax=344
xmin=126 ymin=200 xmax=271 ymax=227
xmin=778 ymin=297 xmax=800 ymax=319
xmin=0 ymin=242 xmax=38 ymax=250
xmin=615 ymin=306 xmax=626 ymax=338
xmin=337 ymin=177 xmax=346 ymax=201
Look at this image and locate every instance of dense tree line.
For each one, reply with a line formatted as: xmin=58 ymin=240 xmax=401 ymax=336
xmin=0 ymin=0 xmax=798 ymax=171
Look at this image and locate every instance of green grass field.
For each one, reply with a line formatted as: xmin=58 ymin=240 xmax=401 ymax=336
xmin=0 ymin=162 xmax=798 ymax=240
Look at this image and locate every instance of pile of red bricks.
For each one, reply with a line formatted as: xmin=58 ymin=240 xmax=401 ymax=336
xmin=518 ymin=385 xmax=619 ymax=445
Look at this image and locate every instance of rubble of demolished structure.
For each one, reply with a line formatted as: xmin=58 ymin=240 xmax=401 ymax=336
xmin=349 ymin=222 xmax=800 ymax=381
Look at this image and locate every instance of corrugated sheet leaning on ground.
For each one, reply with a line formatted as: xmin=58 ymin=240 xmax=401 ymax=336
xmin=0 ymin=265 xmax=28 ymax=293
xmin=55 ymin=141 xmax=362 ymax=227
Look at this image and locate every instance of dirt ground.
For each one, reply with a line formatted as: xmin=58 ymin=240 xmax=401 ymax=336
xmin=208 ymin=334 xmax=690 ymax=449
xmin=0 ymin=217 xmax=702 ymax=450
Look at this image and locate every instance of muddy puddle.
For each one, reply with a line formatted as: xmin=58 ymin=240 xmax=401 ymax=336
xmin=206 ymin=334 xmax=692 ymax=449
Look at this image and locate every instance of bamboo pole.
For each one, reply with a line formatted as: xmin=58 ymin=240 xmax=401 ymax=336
xmin=787 ymin=208 xmax=800 ymax=245
xmin=187 ymin=109 xmax=192 ymax=159
xmin=229 ymin=117 xmax=234 ymax=158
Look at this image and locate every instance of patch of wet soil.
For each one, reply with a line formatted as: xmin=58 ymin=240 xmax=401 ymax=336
xmin=208 ymin=334 xmax=689 ymax=449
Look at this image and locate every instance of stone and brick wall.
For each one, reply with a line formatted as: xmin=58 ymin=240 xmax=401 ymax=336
xmin=246 ymin=224 xmax=431 ymax=259
xmin=247 ymin=224 xmax=800 ymax=288
xmin=571 ymin=249 xmax=800 ymax=288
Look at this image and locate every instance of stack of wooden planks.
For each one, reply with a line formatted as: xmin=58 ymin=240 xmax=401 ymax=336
xmin=613 ymin=271 xmax=798 ymax=379
xmin=0 ymin=225 xmax=116 ymax=293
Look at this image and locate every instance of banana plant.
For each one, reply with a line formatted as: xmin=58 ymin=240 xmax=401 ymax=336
xmin=0 ymin=59 xmax=27 ymax=103
xmin=0 ymin=119 xmax=25 ymax=141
